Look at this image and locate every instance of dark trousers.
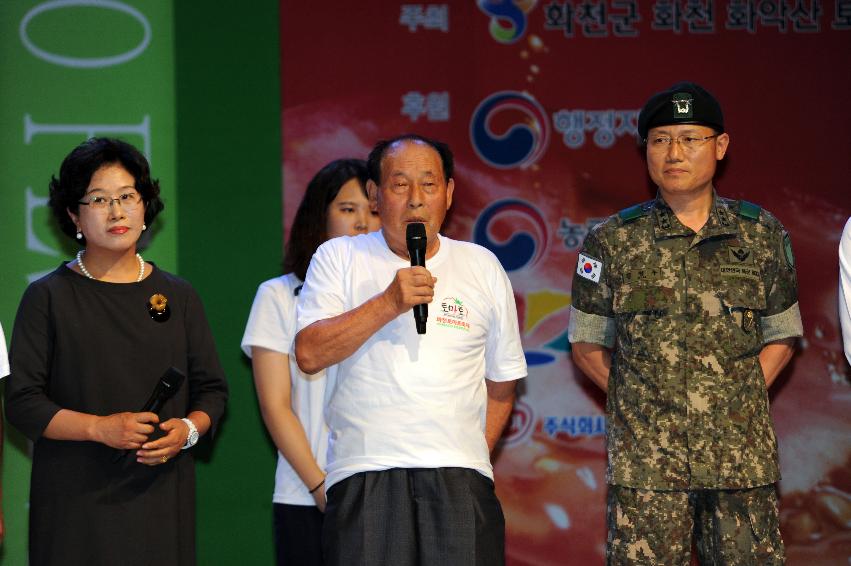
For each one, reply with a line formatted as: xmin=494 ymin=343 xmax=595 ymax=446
xmin=323 ymin=467 xmax=505 ymax=566
xmin=274 ymin=502 xmax=324 ymax=566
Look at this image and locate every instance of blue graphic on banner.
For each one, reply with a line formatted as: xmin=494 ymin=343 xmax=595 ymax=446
xmin=470 ymin=91 xmax=550 ymax=169
xmin=473 ymin=199 xmax=548 ymax=272
xmin=474 ymin=199 xmax=554 ymax=366
xmin=525 ymin=350 xmax=557 ymax=365
xmin=544 ymin=330 xmax=571 ymax=352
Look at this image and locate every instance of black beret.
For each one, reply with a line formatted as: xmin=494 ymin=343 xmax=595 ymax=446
xmin=637 ymin=81 xmax=724 ymax=139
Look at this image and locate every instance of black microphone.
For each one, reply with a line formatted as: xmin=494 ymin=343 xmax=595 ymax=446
xmin=406 ymin=222 xmax=428 ymax=335
xmin=113 ymin=367 xmax=185 ymax=462
xmin=141 ymin=366 xmax=186 ymax=414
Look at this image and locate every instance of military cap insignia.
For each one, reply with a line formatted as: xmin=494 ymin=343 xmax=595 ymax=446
xmin=576 ymin=253 xmax=603 ymax=283
xmin=672 ymin=93 xmax=693 ymax=118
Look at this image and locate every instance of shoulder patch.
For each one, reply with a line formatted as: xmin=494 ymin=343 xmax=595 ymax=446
xmin=738 ymin=200 xmax=762 ymax=221
xmin=618 ymin=204 xmax=646 ymax=223
xmin=576 ymin=253 xmax=603 ymax=284
xmin=783 ymin=232 xmax=795 ymax=268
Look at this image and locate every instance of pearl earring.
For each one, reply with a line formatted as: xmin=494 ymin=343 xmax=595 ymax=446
xmin=76 ymin=231 xmax=82 ymax=240
xmin=142 ymin=224 xmax=147 ymax=231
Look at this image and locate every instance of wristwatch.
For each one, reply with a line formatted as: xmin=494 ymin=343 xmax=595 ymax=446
xmin=181 ymin=418 xmax=199 ymax=450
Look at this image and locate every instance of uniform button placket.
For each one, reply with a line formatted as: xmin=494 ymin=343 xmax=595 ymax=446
xmin=682 ymin=247 xmax=696 ymax=486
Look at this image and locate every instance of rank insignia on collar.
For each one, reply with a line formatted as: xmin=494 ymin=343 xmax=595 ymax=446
xmin=672 ymin=93 xmax=693 ymax=118
xmin=656 ymin=208 xmax=673 ymax=230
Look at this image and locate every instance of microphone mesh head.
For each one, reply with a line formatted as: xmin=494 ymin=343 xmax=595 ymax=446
xmin=162 ymin=367 xmax=186 ymax=390
xmin=406 ymin=222 xmax=427 ymax=250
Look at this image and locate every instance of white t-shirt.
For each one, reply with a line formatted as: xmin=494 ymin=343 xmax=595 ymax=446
xmin=297 ymin=230 xmax=527 ymax=490
xmin=840 ymin=217 xmax=851 ymax=366
xmin=241 ymin=274 xmax=328 ymax=506
xmin=0 ymin=322 xmax=9 ymax=378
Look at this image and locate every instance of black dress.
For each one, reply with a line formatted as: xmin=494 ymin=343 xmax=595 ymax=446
xmin=5 ymin=263 xmax=228 ymax=566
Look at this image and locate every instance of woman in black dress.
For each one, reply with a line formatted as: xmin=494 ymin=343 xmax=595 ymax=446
xmin=5 ymin=138 xmax=228 ymax=566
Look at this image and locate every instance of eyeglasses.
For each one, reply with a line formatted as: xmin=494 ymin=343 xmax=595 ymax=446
xmin=78 ymin=191 xmax=142 ymax=212
xmin=645 ymin=135 xmax=718 ymax=151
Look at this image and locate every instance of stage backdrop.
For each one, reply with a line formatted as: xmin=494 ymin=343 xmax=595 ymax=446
xmin=281 ymin=1 xmax=851 ymax=564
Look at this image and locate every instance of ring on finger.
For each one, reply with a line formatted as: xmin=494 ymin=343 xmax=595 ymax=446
xmin=161 ymin=456 xmax=168 ymax=463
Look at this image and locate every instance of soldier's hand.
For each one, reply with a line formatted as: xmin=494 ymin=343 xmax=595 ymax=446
xmin=383 ymin=266 xmax=437 ymax=316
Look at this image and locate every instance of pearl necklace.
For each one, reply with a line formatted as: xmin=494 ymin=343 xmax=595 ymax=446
xmin=76 ymin=250 xmax=145 ymax=283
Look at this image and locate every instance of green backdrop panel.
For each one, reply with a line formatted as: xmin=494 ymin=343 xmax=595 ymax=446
xmin=174 ymin=2 xmax=282 ymax=564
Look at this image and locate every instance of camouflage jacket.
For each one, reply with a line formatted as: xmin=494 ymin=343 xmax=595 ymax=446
xmin=568 ymin=192 xmax=803 ymax=490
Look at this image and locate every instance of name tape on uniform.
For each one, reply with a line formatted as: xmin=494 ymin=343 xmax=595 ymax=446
xmin=577 ymin=253 xmax=603 ymax=283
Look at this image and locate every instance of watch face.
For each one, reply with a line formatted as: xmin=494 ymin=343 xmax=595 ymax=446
xmin=182 ymin=419 xmax=200 ymax=448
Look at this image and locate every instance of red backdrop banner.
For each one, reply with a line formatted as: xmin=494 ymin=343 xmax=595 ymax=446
xmin=281 ymin=2 xmax=851 ymax=563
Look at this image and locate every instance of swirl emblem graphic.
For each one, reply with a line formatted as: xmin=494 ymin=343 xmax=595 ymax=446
xmin=502 ymin=400 xmax=534 ymax=446
xmin=477 ymin=0 xmax=533 ymax=44
xmin=470 ymin=91 xmax=550 ymax=169
xmin=473 ymin=199 xmax=549 ymax=272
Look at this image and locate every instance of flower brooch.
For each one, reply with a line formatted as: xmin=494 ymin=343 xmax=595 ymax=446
xmin=148 ymin=293 xmax=171 ymax=322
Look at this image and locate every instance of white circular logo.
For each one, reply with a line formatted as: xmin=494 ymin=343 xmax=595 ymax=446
xmin=20 ymin=0 xmax=151 ymax=68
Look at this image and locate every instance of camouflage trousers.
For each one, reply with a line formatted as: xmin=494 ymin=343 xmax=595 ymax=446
xmin=606 ymin=484 xmax=785 ymax=565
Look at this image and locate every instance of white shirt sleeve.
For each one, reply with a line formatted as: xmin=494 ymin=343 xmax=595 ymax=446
xmin=839 ymin=217 xmax=851 ymax=366
xmin=484 ymin=254 xmax=528 ymax=382
xmin=296 ymin=240 xmax=348 ymax=332
xmin=241 ymin=278 xmax=296 ymax=358
xmin=0 ymin=322 xmax=9 ymax=379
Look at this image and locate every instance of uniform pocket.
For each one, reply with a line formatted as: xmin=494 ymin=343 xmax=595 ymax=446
xmin=745 ymin=487 xmax=783 ymax=560
xmin=612 ymin=286 xmax=674 ymax=357
xmin=612 ymin=285 xmax=674 ymax=315
xmin=722 ymin=284 xmax=767 ymax=319
xmin=720 ymin=284 xmax=767 ymax=356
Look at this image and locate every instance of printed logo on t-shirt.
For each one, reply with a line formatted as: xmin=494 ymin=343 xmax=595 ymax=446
xmin=436 ymin=296 xmax=470 ymax=331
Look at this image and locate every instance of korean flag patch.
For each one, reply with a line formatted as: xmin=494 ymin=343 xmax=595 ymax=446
xmin=577 ymin=253 xmax=603 ymax=283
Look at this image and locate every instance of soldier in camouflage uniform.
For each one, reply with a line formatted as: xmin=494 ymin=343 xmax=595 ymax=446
xmin=569 ymin=82 xmax=803 ymax=565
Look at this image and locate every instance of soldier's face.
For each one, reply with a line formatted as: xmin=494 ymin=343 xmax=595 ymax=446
xmin=646 ymin=124 xmax=729 ymax=198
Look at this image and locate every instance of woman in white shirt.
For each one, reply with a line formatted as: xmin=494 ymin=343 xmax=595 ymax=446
xmin=241 ymin=159 xmax=379 ymax=565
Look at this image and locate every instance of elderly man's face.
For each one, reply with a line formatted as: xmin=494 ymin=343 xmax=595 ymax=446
xmin=646 ymin=124 xmax=729 ymax=199
xmin=368 ymin=140 xmax=454 ymax=260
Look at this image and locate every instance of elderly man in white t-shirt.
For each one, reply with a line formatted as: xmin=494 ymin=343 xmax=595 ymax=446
xmin=295 ymin=135 xmax=527 ymax=566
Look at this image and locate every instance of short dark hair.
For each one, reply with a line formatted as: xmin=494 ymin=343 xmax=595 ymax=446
xmin=366 ymin=134 xmax=454 ymax=185
xmin=48 ymin=137 xmax=164 ymax=244
xmin=283 ymin=158 xmax=369 ymax=281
